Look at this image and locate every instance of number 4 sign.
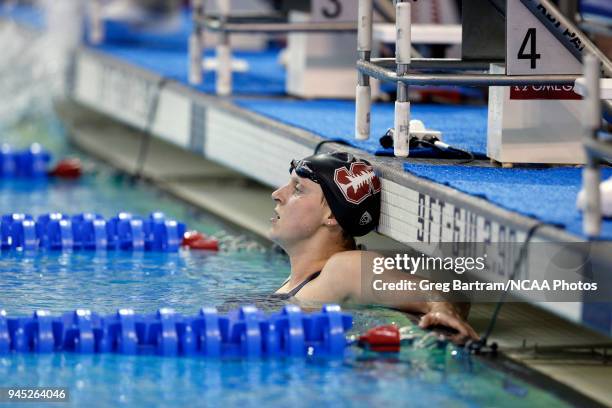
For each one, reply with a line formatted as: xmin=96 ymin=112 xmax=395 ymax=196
xmin=506 ymin=1 xmax=581 ymax=75
xmin=488 ymin=2 xmax=586 ymax=164
xmin=517 ymin=28 xmax=540 ymax=69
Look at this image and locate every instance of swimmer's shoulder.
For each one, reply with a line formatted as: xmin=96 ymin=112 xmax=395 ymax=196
xmin=318 ymin=250 xmax=384 ymax=298
xmin=322 ymin=250 xmax=384 ymax=273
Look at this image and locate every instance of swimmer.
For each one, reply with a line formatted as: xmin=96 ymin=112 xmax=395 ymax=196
xmin=271 ymin=151 xmax=478 ymax=343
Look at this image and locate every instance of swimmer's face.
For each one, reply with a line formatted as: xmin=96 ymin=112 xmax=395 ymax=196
xmin=269 ymin=171 xmax=331 ymax=246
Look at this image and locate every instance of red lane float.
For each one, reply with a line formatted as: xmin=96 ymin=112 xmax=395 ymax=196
xmin=358 ymin=324 xmax=400 ymax=352
xmin=49 ymin=158 xmax=83 ymax=179
xmin=182 ymin=230 xmax=219 ymax=251
xmin=182 ymin=230 xmax=205 ymax=246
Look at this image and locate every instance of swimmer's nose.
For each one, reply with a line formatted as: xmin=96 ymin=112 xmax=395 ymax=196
xmin=271 ymin=186 xmax=284 ymax=204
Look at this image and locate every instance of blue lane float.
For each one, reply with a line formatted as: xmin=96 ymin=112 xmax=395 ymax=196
xmin=0 ymin=305 xmax=353 ymax=358
xmin=0 ymin=144 xmax=51 ymax=178
xmin=1 ymin=212 xmax=186 ymax=252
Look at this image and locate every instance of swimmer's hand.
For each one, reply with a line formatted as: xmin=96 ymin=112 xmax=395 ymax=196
xmin=419 ymin=303 xmax=479 ymax=344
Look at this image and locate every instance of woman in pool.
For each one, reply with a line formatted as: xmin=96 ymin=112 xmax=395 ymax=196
xmin=271 ymin=151 xmax=478 ymax=343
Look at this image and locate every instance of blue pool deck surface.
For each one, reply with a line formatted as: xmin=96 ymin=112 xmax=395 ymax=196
xmin=96 ymin=44 xmax=287 ymax=96
xmin=403 ymin=164 xmax=612 ymax=240
xmin=235 ymin=99 xmax=489 ymax=158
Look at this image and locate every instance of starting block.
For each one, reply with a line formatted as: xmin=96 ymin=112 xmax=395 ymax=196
xmin=488 ymin=0 xmax=587 ymax=165
xmin=287 ymin=0 xmax=379 ymax=99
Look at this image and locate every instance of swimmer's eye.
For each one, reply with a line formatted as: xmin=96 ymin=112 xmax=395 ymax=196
xmin=293 ymin=185 xmax=303 ymax=195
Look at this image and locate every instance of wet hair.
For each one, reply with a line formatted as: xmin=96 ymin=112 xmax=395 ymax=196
xmin=341 ymin=229 xmax=357 ymax=250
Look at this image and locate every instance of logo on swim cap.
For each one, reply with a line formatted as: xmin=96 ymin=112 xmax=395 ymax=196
xmin=333 ymin=162 xmax=381 ymax=205
xmin=359 ymin=211 xmax=372 ymax=226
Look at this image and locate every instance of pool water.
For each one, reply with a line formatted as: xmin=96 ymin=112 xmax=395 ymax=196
xmin=0 ymin=120 xmax=583 ymax=408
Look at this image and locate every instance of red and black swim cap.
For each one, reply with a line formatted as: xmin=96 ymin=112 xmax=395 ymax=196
xmin=290 ymin=152 xmax=381 ymax=237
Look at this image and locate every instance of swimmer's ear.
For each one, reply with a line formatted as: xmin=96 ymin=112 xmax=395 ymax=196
xmin=320 ymin=196 xmax=339 ymax=226
xmin=324 ymin=214 xmax=340 ymax=227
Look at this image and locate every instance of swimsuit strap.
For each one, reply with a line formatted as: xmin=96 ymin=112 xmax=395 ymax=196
xmin=278 ymin=271 xmax=321 ymax=298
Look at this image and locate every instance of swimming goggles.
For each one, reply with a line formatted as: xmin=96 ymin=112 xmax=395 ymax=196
xmin=289 ymin=159 xmax=320 ymax=184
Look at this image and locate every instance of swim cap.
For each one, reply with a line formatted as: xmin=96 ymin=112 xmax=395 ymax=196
xmin=290 ymin=152 xmax=381 ymax=237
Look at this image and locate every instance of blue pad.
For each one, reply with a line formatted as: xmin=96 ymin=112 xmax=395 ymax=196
xmin=101 ymin=10 xmax=192 ymax=51
xmin=94 ymin=44 xmax=286 ymax=96
xmin=581 ymin=0 xmax=612 ymax=20
xmin=403 ymin=163 xmax=612 ymax=239
xmin=236 ymin=99 xmax=488 ymax=158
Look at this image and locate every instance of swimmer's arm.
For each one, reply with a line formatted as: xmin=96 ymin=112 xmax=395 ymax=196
xmin=322 ymin=251 xmax=478 ymax=342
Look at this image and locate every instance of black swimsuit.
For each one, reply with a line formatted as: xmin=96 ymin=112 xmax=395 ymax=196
xmin=274 ymin=271 xmax=321 ymax=300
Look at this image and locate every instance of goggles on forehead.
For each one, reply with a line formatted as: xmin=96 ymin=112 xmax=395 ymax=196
xmin=289 ymin=159 xmax=320 ymax=184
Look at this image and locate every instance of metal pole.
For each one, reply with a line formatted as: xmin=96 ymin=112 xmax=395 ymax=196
xmin=89 ymin=0 xmax=104 ymax=45
xmin=357 ymin=60 xmax=579 ymax=86
xmin=394 ymin=0 xmax=411 ymax=157
xmin=370 ymin=57 xmax=491 ymax=71
xmin=216 ymin=0 xmax=232 ymax=96
xmin=355 ymin=0 xmax=373 ymax=141
xmin=189 ymin=0 xmax=204 ymax=85
xmin=582 ymin=54 xmax=602 ymax=237
xmin=203 ymin=20 xmax=357 ymax=33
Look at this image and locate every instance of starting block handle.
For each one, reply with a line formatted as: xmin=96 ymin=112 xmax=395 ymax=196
xmin=394 ymin=101 xmax=410 ymax=157
xmin=355 ymin=84 xmax=371 ymax=140
xmin=357 ymin=0 xmax=373 ymax=53
xmin=215 ymin=0 xmax=232 ymax=96
xmin=394 ymin=1 xmax=411 ymax=157
xmin=189 ymin=0 xmax=205 ymax=85
xmin=583 ymin=54 xmax=601 ymax=130
xmin=582 ymin=54 xmax=602 ymax=237
xmin=395 ymin=1 xmax=411 ymax=65
xmin=216 ymin=40 xmax=232 ymax=96
xmin=355 ymin=0 xmax=373 ymax=141
xmin=89 ymin=0 xmax=104 ymax=45
xmin=189 ymin=33 xmax=203 ymax=85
